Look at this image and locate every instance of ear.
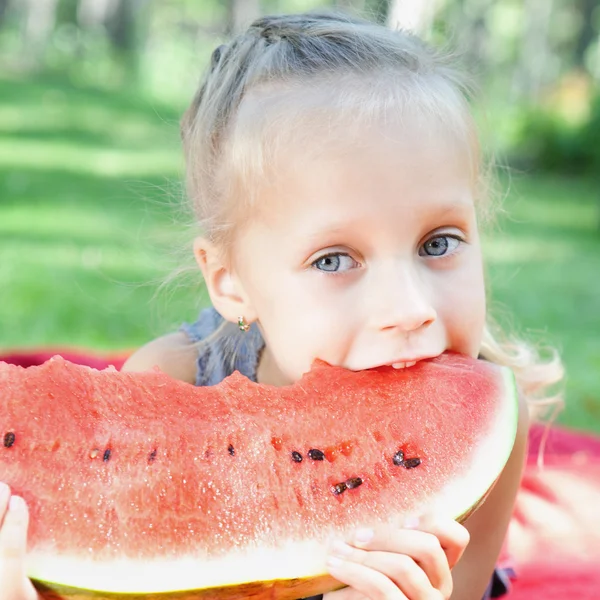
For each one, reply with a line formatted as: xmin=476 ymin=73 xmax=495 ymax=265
xmin=193 ymin=237 xmax=256 ymax=325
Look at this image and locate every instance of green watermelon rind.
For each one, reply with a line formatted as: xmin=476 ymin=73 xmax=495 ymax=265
xmin=25 ymin=366 xmax=519 ymax=597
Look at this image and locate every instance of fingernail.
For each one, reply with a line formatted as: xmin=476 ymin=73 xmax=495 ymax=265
xmin=326 ymin=556 xmax=344 ymax=569
xmin=9 ymin=496 xmax=24 ymax=512
xmin=0 ymin=482 xmax=9 ymax=497
xmin=404 ymin=516 xmax=420 ymax=529
xmin=331 ymin=540 xmax=353 ymax=557
xmin=354 ymin=528 xmax=374 ymax=544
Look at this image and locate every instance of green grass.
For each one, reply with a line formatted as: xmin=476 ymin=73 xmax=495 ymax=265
xmin=483 ymin=174 xmax=600 ymax=432
xmin=1 ymin=73 xmax=599 ymax=433
xmin=0 ymin=73 xmax=204 ymax=349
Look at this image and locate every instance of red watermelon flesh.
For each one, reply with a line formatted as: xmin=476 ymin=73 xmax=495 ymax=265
xmin=0 ymin=353 xmax=518 ymax=598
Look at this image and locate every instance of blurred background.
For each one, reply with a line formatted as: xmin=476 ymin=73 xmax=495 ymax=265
xmin=0 ymin=0 xmax=598 ymax=432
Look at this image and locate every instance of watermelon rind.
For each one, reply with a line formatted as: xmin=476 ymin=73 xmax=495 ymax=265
xmin=24 ymin=367 xmax=519 ymax=598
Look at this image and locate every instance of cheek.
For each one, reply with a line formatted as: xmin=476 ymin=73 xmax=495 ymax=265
xmin=252 ymin=278 xmax=359 ymax=370
xmin=438 ymin=261 xmax=486 ymax=354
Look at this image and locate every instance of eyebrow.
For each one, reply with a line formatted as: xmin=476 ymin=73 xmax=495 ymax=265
xmin=305 ymin=198 xmax=474 ymax=236
xmin=430 ymin=198 xmax=475 ymax=218
xmin=302 ymin=223 xmax=359 ymax=243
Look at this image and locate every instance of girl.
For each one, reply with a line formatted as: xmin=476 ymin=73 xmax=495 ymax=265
xmin=0 ymin=11 xmax=562 ymax=600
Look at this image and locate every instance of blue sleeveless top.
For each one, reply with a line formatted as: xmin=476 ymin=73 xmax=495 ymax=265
xmin=181 ymin=307 xmax=264 ymax=387
xmin=181 ymin=308 xmax=513 ymax=600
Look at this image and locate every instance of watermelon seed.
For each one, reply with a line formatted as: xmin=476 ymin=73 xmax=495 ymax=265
xmin=345 ymin=477 xmax=363 ymax=489
xmin=89 ymin=448 xmax=100 ymax=459
xmin=103 ymin=449 xmax=112 ymax=462
xmin=308 ymin=449 xmax=325 ymax=461
xmin=392 ymin=450 xmax=404 ymax=466
xmin=148 ymin=449 xmax=157 ymax=463
xmin=331 ymin=481 xmax=347 ymax=495
xmin=228 ymin=444 xmax=235 ymax=456
xmin=291 ymin=451 xmax=303 ymax=463
xmin=403 ymin=458 xmax=421 ymax=469
xmin=3 ymin=432 xmax=15 ymax=448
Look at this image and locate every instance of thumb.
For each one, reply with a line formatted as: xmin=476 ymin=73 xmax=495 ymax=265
xmin=0 ymin=495 xmax=32 ymax=596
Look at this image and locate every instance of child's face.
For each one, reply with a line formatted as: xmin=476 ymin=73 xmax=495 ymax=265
xmin=230 ymin=116 xmax=486 ymax=386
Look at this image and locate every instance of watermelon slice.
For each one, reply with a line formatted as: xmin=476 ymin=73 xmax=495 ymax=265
xmin=0 ymin=353 xmax=518 ymax=599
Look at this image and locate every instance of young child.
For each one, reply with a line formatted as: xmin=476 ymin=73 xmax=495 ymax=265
xmin=0 ymin=11 xmax=562 ymax=600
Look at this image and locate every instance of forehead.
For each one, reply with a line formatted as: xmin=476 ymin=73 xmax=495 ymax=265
xmin=261 ymin=119 xmax=474 ymax=227
xmin=225 ymin=73 xmax=477 ymax=202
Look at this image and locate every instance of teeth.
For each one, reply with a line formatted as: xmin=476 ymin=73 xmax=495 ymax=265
xmin=392 ymin=361 xmax=417 ymax=369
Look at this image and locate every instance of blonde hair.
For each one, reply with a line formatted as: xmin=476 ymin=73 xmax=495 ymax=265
xmin=180 ymin=10 xmax=563 ymax=419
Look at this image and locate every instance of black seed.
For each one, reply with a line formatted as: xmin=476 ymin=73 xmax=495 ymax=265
xmin=308 ymin=449 xmax=325 ymax=461
xmin=148 ymin=449 xmax=157 ymax=463
xmin=3 ymin=432 xmax=15 ymax=448
xmin=345 ymin=476 xmax=363 ymax=489
xmin=103 ymin=448 xmax=112 ymax=462
xmin=291 ymin=451 xmax=303 ymax=463
xmin=392 ymin=450 xmax=405 ymax=466
xmin=331 ymin=482 xmax=347 ymax=495
xmin=403 ymin=457 xmax=421 ymax=469
xmin=228 ymin=444 xmax=235 ymax=456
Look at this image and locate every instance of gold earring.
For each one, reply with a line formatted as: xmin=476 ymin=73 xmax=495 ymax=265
xmin=237 ymin=316 xmax=250 ymax=332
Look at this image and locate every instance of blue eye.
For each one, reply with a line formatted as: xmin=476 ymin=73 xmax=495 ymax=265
xmin=420 ymin=235 xmax=461 ymax=257
xmin=312 ymin=253 xmax=357 ymax=273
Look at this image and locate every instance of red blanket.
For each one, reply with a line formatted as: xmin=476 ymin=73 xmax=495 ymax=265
xmin=508 ymin=425 xmax=600 ymax=598
xmin=2 ymin=348 xmax=600 ymax=598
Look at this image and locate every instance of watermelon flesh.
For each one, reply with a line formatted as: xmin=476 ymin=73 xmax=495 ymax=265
xmin=0 ymin=353 xmax=518 ymax=599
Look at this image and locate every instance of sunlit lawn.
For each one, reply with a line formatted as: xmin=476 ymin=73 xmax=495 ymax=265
xmin=1 ymin=73 xmax=599 ymax=433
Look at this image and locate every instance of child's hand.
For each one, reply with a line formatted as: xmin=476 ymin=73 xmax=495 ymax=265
xmin=0 ymin=483 xmax=40 ymax=600
xmin=324 ymin=517 xmax=469 ymax=600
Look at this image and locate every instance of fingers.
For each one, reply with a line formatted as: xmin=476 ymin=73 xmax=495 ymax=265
xmin=0 ymin=490 xmax=30 ymax=585
xmin=326 ymin=551 xmax=411 ymax=600
xmin=327 ymin=543 xmax=442 ymax=600
xmin=416 ymin=517 xmax=470 ymax=570
xmin=0 ymin=482 xmax=10 ymax=524
xmin=0 ymin=486 xmax=39 ymax=600
xmin=328 ymin=532 xmax=440 ymax=600
xmin=359 ymin=527 xmax=448 ymax=592
xmin=325 ymin=519 xmax=469 ymax=600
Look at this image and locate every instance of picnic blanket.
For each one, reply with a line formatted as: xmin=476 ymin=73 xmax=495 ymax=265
xmin=507 ymin=424 xmax=600 ymax=598
xmin=2 ymin=348 xmax=600 ymax=598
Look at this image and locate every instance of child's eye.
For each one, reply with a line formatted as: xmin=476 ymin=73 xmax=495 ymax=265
xmin=419 ymin=235 xmax=462 ymax=257
xmin=312 ymin=253 xmax=358 ymax=273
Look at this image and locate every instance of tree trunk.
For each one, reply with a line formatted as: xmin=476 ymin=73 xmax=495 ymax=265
xmin=227 ymin=0 xmax=261 ymax=35
xmin=365 ymin=0 xmax=389 ymax=24
xmin=512 ymin=0 xmax=554 ymax=101
xmin=105 ymin=0 xmax=136 ymax=52
xmin=387 ymin=0 xmax=442 ymax=34
xmin=0 ymin=0 xmax=10 ymax=27
xmin=574 ymin=0 xmax=598 ymax=71
xmin=463 ymin=0 xmax=495 ymax=70
xmin=20 ymin=0 xmax=59 ymax=66
xmin=98 ymin=0 xmax=150 ymax=82
xmin=77 ymin=0 xmax=117 ymax=29
xmin=336 ymin=0 xmax=367 ymax=13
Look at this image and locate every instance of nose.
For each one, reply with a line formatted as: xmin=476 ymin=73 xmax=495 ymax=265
xmin=369 ymin=263 xmax=437 ymax=333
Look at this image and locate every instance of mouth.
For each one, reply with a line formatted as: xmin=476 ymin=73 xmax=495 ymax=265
xmin=391 ymin=361 xmax=417 ymax=369
xmin=385 ymin=355 xmax=439 ymax=370
xmin=352 ymin=356 xmax=441 ymax=372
